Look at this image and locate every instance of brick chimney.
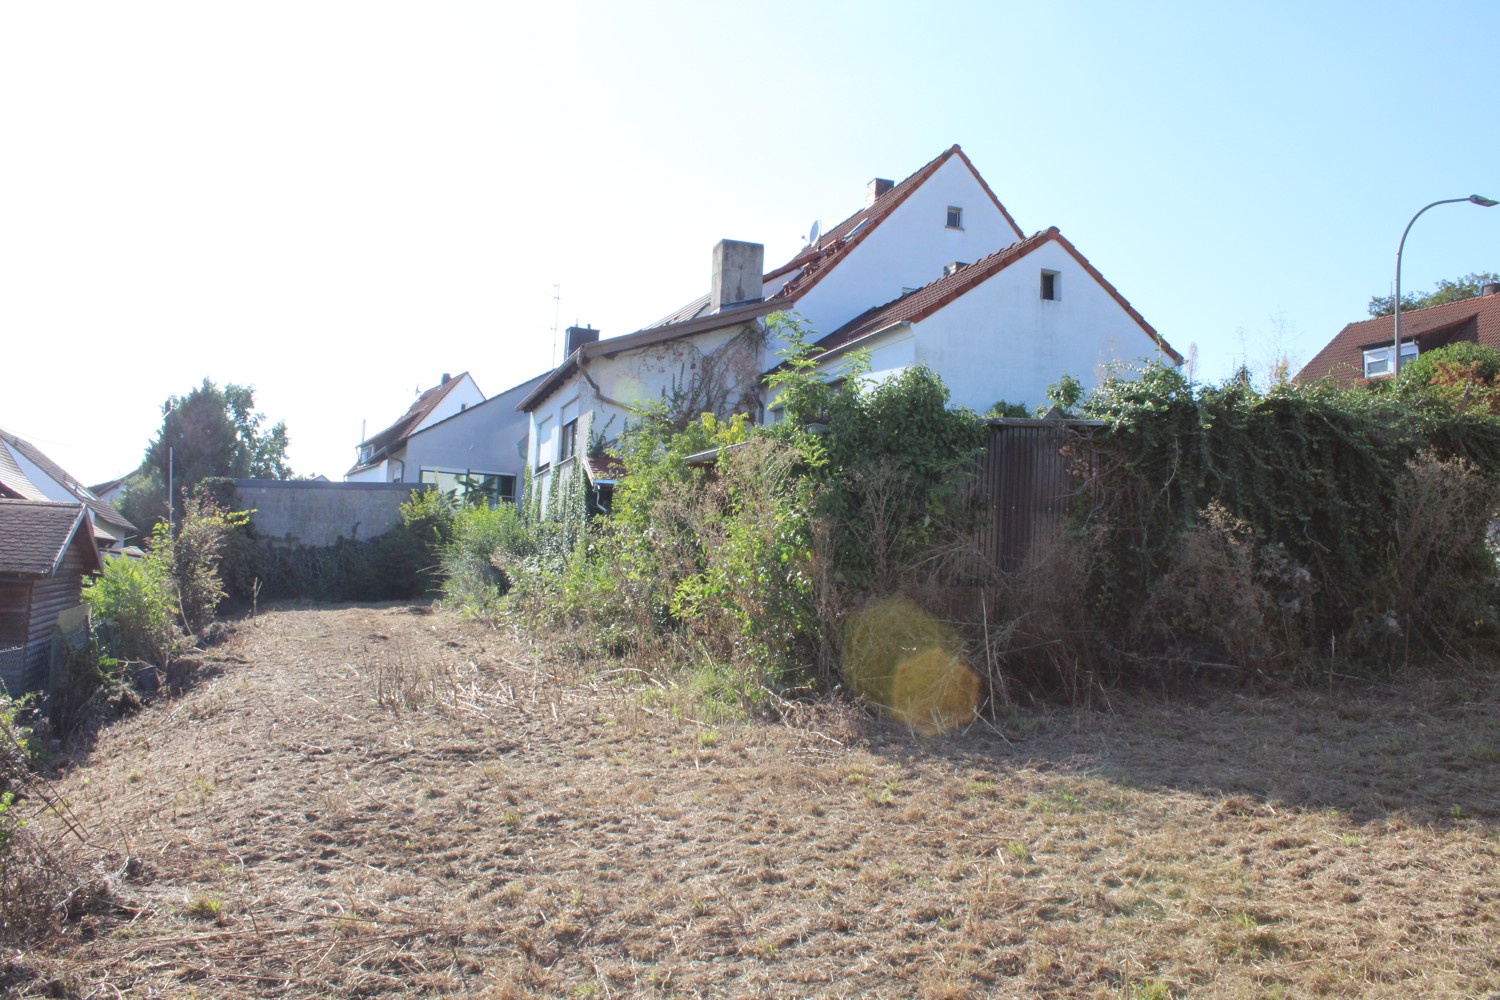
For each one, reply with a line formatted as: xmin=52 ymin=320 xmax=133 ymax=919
xmin=1483 ymin=282 xmax=1500 ymax=297
xmin=866 ymin=178 xmax=894 ymax=206
xmin=710 ymin=240 xmax=764 ymax=314
xmin=565 ymin=325 xmax=599 ymax=356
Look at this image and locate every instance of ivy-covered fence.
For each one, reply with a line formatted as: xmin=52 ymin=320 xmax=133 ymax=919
xmin=1028 ymin=361 xmax=1500 ymax=681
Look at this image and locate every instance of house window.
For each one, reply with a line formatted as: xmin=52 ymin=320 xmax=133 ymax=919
xmin=1041 ymin=270 xmax=1060 ymax=301
xmin=559 ymin=418 xmax=578 ymax=462
xmin=1363 ymin=342 xmax=1418 ymax=377
xmin=944 ymin=262 xmax=970 ymax=277
xmin=946 ymin=206 xmax=963 ymax=229
xmin=536 ymin=416 xmax=554 ymax=466
xmin=420 ymin=469 xmax=518 ymax=506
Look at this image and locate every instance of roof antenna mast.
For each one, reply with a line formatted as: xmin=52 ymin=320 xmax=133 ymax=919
xmin=550 ymin=283 xmax=562 ymax=367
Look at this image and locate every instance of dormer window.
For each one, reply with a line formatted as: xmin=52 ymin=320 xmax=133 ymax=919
xmin=1363 ymin=342 xmax=1417 ymax=377
xmin=945 ymin=206 xmax=963 ymax=230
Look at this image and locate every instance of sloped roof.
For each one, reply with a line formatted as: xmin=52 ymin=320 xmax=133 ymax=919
xmin=1297 ymin=293 xmax=1500 ymax=385
xmin=783 ymin=227 xmax=1180 ymax=367
xmin=348 ymin=373 xmax=474 ymax=475
xmin=0 ymin=429 xmax=136 ymax=535
xmin=0 ymin=500 xmax=101 ymax=577
xmin=645 ymin=145 xmax=1022 ymax=331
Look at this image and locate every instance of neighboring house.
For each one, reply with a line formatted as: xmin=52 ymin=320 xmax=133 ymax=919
xmin=1297 ymin=284 xmax=1500 ymax=384
xmin=0 ymin=427 xmax=137 ymax=552
xmin=345 ymin=372 xmax=485 ymax=482
xmin=0 ymin=500 xmax=102 ymax=695
xmin=89 ymin=474 xmax=136 ymax=505
xmin=520 ymin=144 xmax=1178 ymax=497
xmin=395 ymin=372 xmax=548 ymax=503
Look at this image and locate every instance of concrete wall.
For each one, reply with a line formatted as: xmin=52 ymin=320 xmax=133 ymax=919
xmin=234 ymin=480 xmax=427 ymax=547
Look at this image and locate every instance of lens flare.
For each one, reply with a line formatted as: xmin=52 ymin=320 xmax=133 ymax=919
xmin=843 ymin=597 xmax=979 ymax=734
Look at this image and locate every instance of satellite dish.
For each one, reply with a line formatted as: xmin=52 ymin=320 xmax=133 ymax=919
xmin=806 ymin=219 xmax=821 ymax=247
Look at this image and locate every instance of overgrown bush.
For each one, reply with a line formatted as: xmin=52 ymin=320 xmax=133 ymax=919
xmin=1051 ymin=358 xmax=1500 ymax=679
xmin=85 ymin=484 xmax=247 ymax=667
xmin=82 ymin=552 xmax=178 ymax=667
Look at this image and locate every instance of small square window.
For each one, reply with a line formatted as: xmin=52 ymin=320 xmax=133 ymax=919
xmin=945 ymin=206 xmax=963 ymax=229
xmin=1041 ymin=270 xmax=1060 ymax=301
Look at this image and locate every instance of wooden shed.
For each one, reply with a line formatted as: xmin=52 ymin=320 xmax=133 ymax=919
xmin=0 ymin=499 xmax=103 ymax=696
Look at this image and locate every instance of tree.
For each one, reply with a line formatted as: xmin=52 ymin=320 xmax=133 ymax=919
xmin=1368 ymin=272 xmax=1500 ymax=317
xmin=120 ymin=380 xmax=290 ymax=531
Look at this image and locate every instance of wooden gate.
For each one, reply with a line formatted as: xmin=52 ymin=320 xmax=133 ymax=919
xmin=973 ymin=418 xmax=1101 ymax=572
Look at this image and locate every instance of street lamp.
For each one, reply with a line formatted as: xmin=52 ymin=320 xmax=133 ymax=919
xmin=1392 ymin=194 xmax=1498 ymax=374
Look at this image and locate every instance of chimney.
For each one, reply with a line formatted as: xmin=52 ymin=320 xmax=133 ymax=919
xmin=441 ymin=373 xmax=451 ymax=384
xmin=564 ymin=325 xmax=600 ymax=356
xmin=1483 ymin=282 xmax=1500 ymax=297
xmin=866 ymin=178 xmax=894 ymax=206
xmin=710 ymin=239 xmax=765 ymax=313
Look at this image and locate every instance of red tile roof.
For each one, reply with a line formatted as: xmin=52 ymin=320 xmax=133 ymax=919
xmin=0 ymin=429 xmax=136 ymax=535
xmin=645 ymin=145 xmax=1023 ymax=330
xmin=767 ymin=145 xmax=1021 ymax=307
xmin=0 ymin=499 xmax=101 ymax=577
xmin=785 ymin=227 xmax=1180 ymax=366
xmin=1296 ymin=293 xmax=1500 ymax=385
xmin=347 ymin=373 xmax=473 ymax=475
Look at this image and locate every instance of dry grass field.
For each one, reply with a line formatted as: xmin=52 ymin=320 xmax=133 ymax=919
xmin=5 ymin=604 xmax=1500 ymax=999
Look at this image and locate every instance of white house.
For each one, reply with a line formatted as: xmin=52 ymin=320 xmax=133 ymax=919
xmin=346 ymin=372 xmax=485 ymax=483
xmin=782 ymin=226 xmax=1179 ymax=413
xmin=518 ymin=144 xmax=1178 ymax=496
xmin=395 ymin=372 xmax=548 ymax=502
xmin=0 ymin=427 xmax=137 ymax=552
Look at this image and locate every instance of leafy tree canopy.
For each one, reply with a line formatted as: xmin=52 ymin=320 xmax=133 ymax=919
xmin=1368 ymin=272 xmax=1499 ymax=317
xmin=121 ymin=380 xmax=290 ymax=531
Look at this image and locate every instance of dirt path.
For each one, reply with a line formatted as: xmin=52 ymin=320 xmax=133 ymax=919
xmin=9 ymin=604 xmax=1500 ymax=998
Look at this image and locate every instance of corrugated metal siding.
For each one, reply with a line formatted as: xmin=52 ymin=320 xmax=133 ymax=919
xmin=975 ymin=420 xmax=1097 ymax=572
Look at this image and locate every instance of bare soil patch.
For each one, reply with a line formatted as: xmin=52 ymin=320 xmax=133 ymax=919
xmin=8 ymin=604 xmax=1500 ymax=998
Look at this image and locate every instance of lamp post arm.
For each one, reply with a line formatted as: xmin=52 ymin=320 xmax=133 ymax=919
xmin=1394 ymin=197 xmax=1471 ymax=374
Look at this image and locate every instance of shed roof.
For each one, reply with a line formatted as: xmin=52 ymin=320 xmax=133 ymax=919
xmin=0 ymin=500 xmax=103 ymax=577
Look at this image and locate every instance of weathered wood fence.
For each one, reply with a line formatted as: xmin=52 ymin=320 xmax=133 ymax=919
xmin=973 ymin=417 xmax=1102 ymax=573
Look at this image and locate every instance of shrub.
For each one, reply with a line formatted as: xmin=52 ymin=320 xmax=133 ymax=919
xmin=440 ymin=501 xmax=535 ymax=616
xmin=82 ymin=552 xmax=178 ymax=667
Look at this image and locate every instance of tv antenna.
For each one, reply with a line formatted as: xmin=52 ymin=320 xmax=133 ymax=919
xmin=805 ymin=219 xmax=821 ymax=248
xmin=549 ymin=283 xmax=562 ymax=366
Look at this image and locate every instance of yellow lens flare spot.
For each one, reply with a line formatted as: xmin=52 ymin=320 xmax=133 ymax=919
xmin=890 ymin=647 xmax=980 ymax=736
xmin=842 ymin=597 xmax=978 ymax=735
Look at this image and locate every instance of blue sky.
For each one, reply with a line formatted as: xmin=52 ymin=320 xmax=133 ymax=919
xmin=3 ymin=0 xmax=1496 ymax=482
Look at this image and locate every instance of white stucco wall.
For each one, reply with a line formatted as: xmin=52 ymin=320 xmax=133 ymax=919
xmin=818 ymin=241 xmax=1169 ymax=413
xmin=784 ymin=156 xmax=1026 ymax=355
xmin=526 ymin=323 xmax=761 ymax=480
xmin=410 ymin=375 xmax=485 ymax=435
xmin=344 ymin=461 xmax=392 ymax=484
